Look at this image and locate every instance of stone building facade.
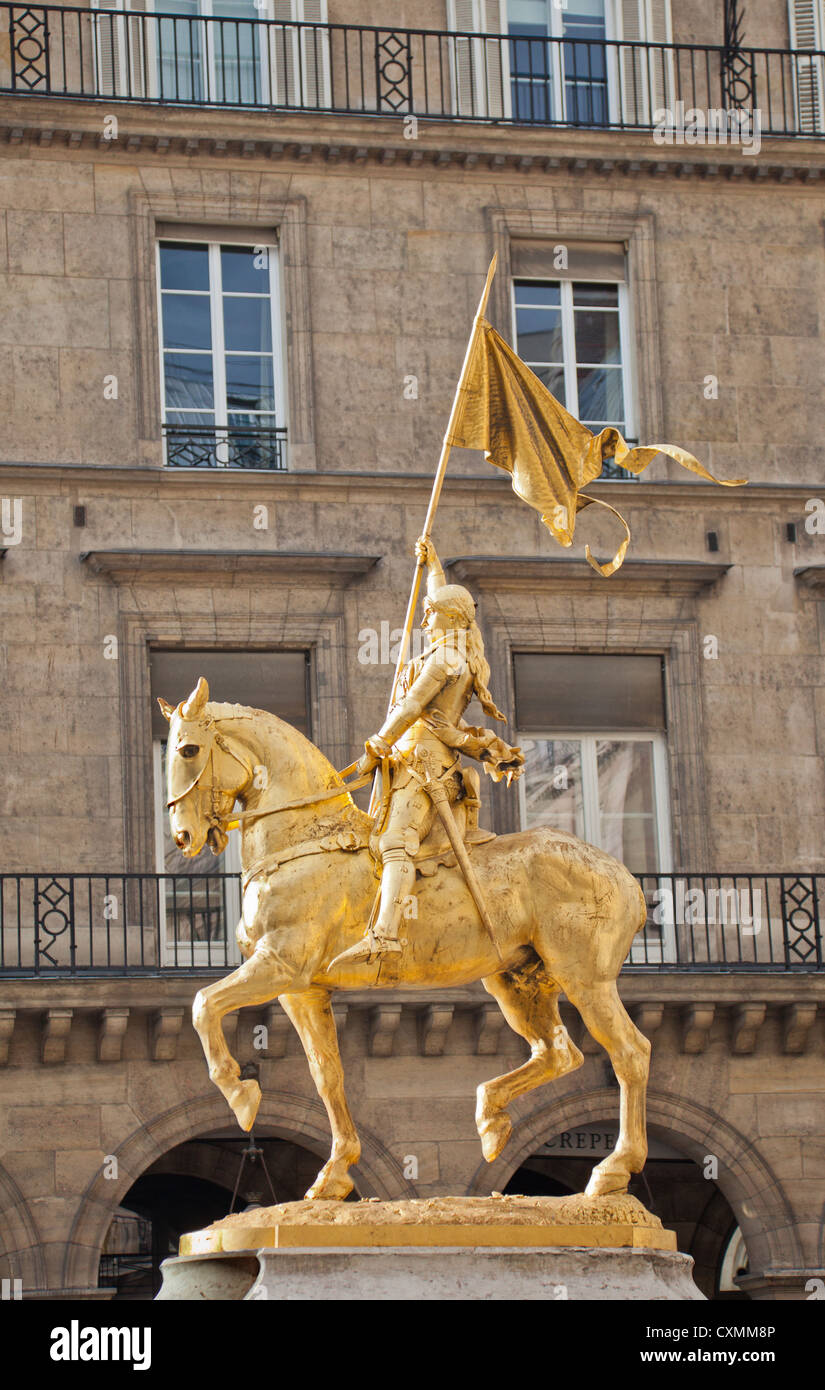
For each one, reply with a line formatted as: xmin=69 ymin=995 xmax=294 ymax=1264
xmin=0 ymin=0 xmax=824 ymax=1300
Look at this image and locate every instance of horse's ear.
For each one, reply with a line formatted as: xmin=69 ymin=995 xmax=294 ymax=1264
xmin=181 ymin=676 xmax=209 ymax=719
xmin=157 ymin=697 xmax=176 ymax=723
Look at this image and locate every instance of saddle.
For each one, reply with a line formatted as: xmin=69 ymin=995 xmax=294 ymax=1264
xmin=241 ymin=764 xmax=494 ymax=891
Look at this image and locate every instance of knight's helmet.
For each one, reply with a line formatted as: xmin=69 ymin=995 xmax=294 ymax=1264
xmin=426 ymin=583 xmax=476 ymax=629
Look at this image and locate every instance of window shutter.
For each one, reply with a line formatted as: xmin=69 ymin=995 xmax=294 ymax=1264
xmin=617 ymin=0 xmax=672 ymax=125
xmin=448 ymin=0 xmax=506 ymax=118
xmin=271 ymin=0 xmax=328 ymax=107
xmin=91 ymin=0 xmax=150 ymax=98
xmin=789 ymin=0 xmax=825 ymax=132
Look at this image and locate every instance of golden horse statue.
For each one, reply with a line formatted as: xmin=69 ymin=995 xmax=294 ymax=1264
xmin=158 ymin=677 xmax=651 ymax=1204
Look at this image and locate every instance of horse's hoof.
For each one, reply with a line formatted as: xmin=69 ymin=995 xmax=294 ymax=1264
xmin=478 ymin=1113 xmax=512 ymax=1163
xmin=304 ymin=1169 xmax=354 ymax=1201
xmin=229 ymin=1079 xmax=261 ymax=1132
xmin=585 ymin=1167 xmax=629 ymax=1198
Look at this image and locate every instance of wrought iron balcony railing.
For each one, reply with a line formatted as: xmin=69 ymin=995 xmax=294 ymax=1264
xmin=0 ymin=871 xmax=821 ymax=976
xmin=2 ymin=8 xmax=825 ymax=138
xmin=163 ymin=423 xmax=288 ymax=470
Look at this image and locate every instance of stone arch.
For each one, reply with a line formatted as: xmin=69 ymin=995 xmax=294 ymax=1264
xmin=63 ymin=1088 xmax=413 ymax=1291
xmin=0 ymin=1161 xmax=47 ymax=1290
xmin=466 ymin=1087 xmax=802 ymax=1275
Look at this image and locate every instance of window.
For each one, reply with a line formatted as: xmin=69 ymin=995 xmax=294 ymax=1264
xmin=150 ymin=649 xmax=310 ymax=965
xmin=789 ymin=0 xmax=825 ymax=133
xmin=509 ymin=0 xmax=609 ymax=125
xmin=157 ymin=238 xmax=287 ymax=469
xmin=91 ymin=0 xmax=329 ymax=108
xmin=512 ymin=242 xmax=635 ymax=466
xmin=514 ymin=652 xmax=673 ymax=961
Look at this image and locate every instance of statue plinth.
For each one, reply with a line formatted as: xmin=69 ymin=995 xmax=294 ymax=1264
xmin=179 ymin=1193 xmax=676 ymax=1255
xmin=157 ymin=1195 xmax=704 ymax=1301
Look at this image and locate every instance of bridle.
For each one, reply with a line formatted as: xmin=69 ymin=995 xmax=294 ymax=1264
xmin=166 ymin=715 xmax=381 ymax=834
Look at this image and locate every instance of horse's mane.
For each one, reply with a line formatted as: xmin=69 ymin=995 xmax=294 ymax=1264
xmin=205 ymin=701 xmax=347 ymax=791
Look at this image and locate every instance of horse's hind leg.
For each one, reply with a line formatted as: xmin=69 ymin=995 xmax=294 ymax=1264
xmin=561 ymin=978 xmax=650 ymax=1197
xmin=279 ymin=988 xmax=361 ymax=1201
xmin=476 ymin=961 xmax=584 ymax=1163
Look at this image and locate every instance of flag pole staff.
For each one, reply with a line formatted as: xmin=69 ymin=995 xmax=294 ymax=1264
xmin=368 ymin=253 xmax=497 ymax=814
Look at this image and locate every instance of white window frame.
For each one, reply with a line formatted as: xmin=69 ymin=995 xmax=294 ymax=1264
xmin=512 ymin=274 xmax=636 ymax=439
xmin=517 ymin=729 xmax=675 ymax=962
xmin=153 ymin=741 xmax=242 ymax=967
xmin=507 ymin=0 xmax=619 ymax=125
xmin=155 ymin=234 xmax=287 ymax=469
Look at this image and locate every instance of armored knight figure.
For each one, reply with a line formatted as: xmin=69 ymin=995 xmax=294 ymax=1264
xmin=332 ymin=537 xmax=524 ymax=967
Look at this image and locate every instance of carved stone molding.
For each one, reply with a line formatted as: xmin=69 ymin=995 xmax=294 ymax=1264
xmin=98 ymin=1008 xmax=130 ymax=1064
xmin=794 ymin=567 xmax=825 ymax=592
xmin=128 ymin=189 xmax=316 ymax=468
xmin=447 ymin=558 xmax=731 ymax=596
xmin=485 ymin=206 xmax=663 ymax=439
xmin=474 ymin=1002 xmax=507 ymax=1055
xmin=118 ymin=603 xmax=350 ymax=872
xmin=41 ymin=1009 xmax=73 ymax=1065
xmin=368 ymin=1004 xmax=403 ymax=1058
xmin=418 ymin=1004 xmax=455 ymax=1057
xmin=481 ymin=612 xmax=710 ymax=867
xmin=0 ymin=1009 xmax=16 ymax=1066
xmin=150 ymin=1008 xmax=185 ymax=1062
xmin=81 ymin=551 xmax=379 ymax=586
xmin=631 ymin=1003 xmax=665 ymax=1037
xmin=731 ymin=1003 xmax=767 ymax=1055
xmin=782 ymin=1003 xmax=818 ymax=1055
xmin=681 ymin=1004 xmax=716 ymax=1055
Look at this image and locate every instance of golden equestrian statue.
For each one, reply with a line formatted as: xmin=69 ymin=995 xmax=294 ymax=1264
xmin=159 ymin=258 xmax=744 ymax=1205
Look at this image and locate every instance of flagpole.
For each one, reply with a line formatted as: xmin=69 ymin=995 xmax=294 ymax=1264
xmin=367 ymin=253 xmax=497 ymax=815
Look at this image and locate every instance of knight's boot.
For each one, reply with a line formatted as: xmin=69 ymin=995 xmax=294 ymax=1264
xmin=330 ymin=850 xmax=416 ymax=967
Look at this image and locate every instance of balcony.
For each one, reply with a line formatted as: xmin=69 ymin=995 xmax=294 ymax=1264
xmin=1 ymin=9 xmax=824 ymax=139
xmin=163 ymin=423 xmax=288 ymax=471
xmin=1 ymin=870 xmax=822 ymax=977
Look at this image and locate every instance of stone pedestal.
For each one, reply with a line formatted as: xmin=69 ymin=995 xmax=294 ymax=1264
xmin=158 ymin=1193 xmax=705 ymax=1301
xmin=158 ymin=1244 xmax=704 ymax=1300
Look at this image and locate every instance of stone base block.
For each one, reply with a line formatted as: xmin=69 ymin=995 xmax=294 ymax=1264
xmin=158 ymin=1245 xmax=705 ymax=1301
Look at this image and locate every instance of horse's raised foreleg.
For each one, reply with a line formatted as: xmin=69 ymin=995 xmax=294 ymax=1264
xmin=279 ymin=987 xmax=361 ymax=1201
xmin=192 ymin=949 xmax=285 ymax=1131
xmin=563 ymin=978 xmax=650 ymax=1197
xmin=476 ymin=961 xmax=584 ymax=1163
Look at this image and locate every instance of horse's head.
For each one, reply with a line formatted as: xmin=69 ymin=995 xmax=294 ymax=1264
xmin=158 ymin=677 xmax=252 ymax=858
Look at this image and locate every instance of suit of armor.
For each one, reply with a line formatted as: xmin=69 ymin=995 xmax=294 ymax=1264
xmin=332 ymin=539 xmax=520 ymax=967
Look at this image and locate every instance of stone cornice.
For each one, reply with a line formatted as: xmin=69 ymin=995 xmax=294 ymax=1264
xmin=2 ymin=99 xmax=825 ymax=183
xmin=447 ymin=557 xmax=732 ymax=595
xmin=0 ymin=464 xmax=818 ymax=507
xmin=80 ymin=549 xmax=380 ymax=585
xmin=794 ymin=566 xmax=825 ymax=592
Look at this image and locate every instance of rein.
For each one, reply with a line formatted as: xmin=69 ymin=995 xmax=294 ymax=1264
xmin=167 ymin=722 xmax=391 ymax=832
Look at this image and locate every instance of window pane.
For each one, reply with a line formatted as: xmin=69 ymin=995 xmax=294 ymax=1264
xmin=532 ymin=365 xmax=566 ymax=401
xmin=165 ymin=410 xmax=214 ymax=426
xmin=150 ymin=649 xmax=309 ymax=740
xmin=577 ymin=365 xmax=624 ymax=421
xmin=159 ymin=242 xmax=209 ymax=291
xmin=574 ymin=309 xmax=620 ymax=365
xmin=161 ymin=293 xmax=212 ymax=351
xmin=514 ymin=280 xmax=561 ymax=307
xmin=225 ymin=355 xmax=275 ymax=411
xmin=516 ymin=306 xmax=564 ymax=362
xmin=514 ymin=654 xmax=666 ymax=732
xmin=521 ymin=738 xmax=585 ymax=837
xmin=597 ymin=740 xmax=659 ymax=872
xmin=164 ymin=352 xmax=214 ymax=410
xmin=222 ymin=295 xmax=272 ymax=352
xmin=221 ymin=245 xmax=270 ymax=294
xmin=573 ymin=282 xmax=619 ymax=308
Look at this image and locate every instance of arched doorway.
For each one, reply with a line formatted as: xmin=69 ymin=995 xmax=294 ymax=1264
xmin=502 ymin=1121 xmax=746 ymax=1299
xmin=100 ymin=1130 xmax=353 ymax=1300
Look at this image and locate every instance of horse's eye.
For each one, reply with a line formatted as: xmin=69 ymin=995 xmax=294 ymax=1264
xmin=180 ymin=744 xmax=200 ymax=759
